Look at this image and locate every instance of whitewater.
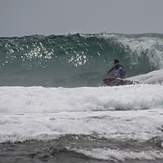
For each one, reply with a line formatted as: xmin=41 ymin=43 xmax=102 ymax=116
xmin=0 ymin=33 xmax=163 ymax=162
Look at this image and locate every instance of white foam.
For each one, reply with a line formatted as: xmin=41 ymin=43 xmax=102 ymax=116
xmin=117 ymin=35 xmax=163 ymax=69
xmin=0 ymin=85 xmax=163 ymax=143
xmin=128 ymin=69 xmax=163 ymax=84
xmin=0 ymin=84 xmax=163 ymax=142
xmin=1 ymin=108 xmax=163 ymax=143
xmin=72 ymin=147 xmax=163 ymax=162
xmin=0 ymin=84 xmax=163 ymax=114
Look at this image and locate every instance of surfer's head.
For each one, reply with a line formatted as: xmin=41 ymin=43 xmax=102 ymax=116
xmin=114 ymin=59 xmax=119 ymax=64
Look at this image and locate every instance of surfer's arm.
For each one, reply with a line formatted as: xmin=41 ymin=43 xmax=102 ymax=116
xmin=107 ymin=65 xmax=116 ymax=74
xmin=107 ymin=63 xmax=121 ymax=74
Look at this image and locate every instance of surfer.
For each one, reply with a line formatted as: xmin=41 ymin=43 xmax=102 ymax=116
xmin=107 ymin=59 xmax=126 ymax=79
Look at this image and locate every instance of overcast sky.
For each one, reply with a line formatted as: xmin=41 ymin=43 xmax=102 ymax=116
xmin=0 ymin=0 xmax=163 ymax=37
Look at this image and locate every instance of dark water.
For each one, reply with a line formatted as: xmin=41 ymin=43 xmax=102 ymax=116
xmin=0 ymin=33 xmax=163 ymax=87
xmin=1 ymin=135 xmax=163 ymax=163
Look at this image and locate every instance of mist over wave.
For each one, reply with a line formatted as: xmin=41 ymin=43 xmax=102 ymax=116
xmin=0 ymin=33 xmax=163 ymax=87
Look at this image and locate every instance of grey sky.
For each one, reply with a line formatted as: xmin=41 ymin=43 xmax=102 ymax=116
xmin=0 ymin=0 xmax=163 ymax=37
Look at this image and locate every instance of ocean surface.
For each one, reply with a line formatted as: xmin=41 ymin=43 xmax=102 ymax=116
xmin=0 ymin=33 xmax=163 ymax=163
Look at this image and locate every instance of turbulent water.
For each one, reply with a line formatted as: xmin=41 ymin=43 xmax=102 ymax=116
xmin=0 ymin=33 xmax=163 ymax=163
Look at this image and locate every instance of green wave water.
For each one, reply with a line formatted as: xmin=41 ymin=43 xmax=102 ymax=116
xmin=0 ymin=33 xmax=163 ymax=87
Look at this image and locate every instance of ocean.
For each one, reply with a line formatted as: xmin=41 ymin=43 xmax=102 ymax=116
xmin=0 ymin=33 xmax=163 ymax=163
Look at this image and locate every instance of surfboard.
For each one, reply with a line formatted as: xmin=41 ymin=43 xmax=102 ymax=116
xmin=103 ymin=77 xmax=139 ymax=86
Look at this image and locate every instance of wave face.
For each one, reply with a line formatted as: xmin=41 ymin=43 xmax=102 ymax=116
xmin=0 ymin=33 xmax=163 ymax=87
